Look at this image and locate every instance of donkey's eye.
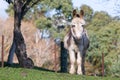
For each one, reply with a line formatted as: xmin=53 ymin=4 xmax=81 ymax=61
xmin=72 ymin=25 xmax=75 ymax=28
xmin=82 ymin=25 xmax=85 ymax=27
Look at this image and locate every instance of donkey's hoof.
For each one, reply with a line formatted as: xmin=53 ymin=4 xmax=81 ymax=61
xmin=69 ymin=70 xmax=75 ymax=74
xmin=77 ymin=72 xmax=83 ymax=75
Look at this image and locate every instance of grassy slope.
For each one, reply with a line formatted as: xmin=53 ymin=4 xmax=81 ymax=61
xmin=0 ymin=67 xmax=119 ymax=80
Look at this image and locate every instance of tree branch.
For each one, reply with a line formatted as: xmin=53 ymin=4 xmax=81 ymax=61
xmin=21 ymin=0 xmax=41 ymax=19
xmin=22 ymin=0 xmax=32 ymax=12
xmin=6 ymin=0 xmax=13 ymax=4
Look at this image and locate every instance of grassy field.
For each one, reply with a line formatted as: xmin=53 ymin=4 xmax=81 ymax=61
xmin=0 ymin=66 xmax=119 ymax=80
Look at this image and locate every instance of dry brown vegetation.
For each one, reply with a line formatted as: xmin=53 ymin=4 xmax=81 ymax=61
xmin=0 ymin=17 xmax=60 ymax=71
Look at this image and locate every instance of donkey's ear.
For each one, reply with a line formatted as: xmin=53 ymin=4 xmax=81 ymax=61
xmin=80 ymin=10 xmax=84 ymax=18
xmin=72 ymin=9 xmax=77 ymax=18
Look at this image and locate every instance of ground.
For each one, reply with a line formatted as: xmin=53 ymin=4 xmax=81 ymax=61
xmin=0 ymin=66 xmax=119 ymax=80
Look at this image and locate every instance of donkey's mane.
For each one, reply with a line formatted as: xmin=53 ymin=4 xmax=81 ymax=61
xmin=66 ymin=16 xmax=83 ymax=47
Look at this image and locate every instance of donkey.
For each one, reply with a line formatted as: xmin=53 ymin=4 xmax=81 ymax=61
xmin=64 ymin=10 xmax=89 ymax=75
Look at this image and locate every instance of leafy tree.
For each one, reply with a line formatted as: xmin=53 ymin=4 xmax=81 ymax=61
xmin=91 ymin=11 xmax=112 ymax=27
xmin=35 ymin=16 xmax=52 ymax=29
xmin=27 ymin=0 xmax=73 ymax=30
xmin=6 ymin=0 xmax=73 ymax=23
xmin=5 ymin=4 xmax=14 ymax=17
xmin=35 ymin=0 xmax=73 ymax=39
xmin=5 ymin=0 xmax=43 ymax=68
xmin=80 ymin=5 xmax=93 ymax=22
xmin=86 ymin=10 xmax=120 ymax=76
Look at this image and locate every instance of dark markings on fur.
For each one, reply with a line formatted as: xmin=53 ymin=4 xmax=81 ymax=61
xmin=67 ymin=30 xmax=72 ymax=47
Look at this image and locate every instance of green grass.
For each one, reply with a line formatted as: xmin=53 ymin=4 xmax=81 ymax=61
xmin=0 ymin=67 xmax=119 ymax=80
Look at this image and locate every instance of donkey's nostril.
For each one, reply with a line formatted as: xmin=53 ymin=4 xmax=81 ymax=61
xmin=72 ymin=25 xmax=75 ymax=27
xmin=82 ymin=25 xmax=85 ymax=27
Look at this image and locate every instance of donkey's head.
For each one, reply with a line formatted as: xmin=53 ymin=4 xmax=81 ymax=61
xmin=71 ymin=10 xmax=85 ymax=40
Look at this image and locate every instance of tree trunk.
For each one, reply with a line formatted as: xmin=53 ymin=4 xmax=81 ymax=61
xmin=7 ymin=41 xmax=16 ymax=65
xmin=7 ymin=0 xmax=34 ymax=68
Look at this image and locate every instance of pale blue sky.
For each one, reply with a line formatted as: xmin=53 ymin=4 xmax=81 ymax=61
xmin=0 ymin=0 xmax=120 ymax=19
xmin=0 ymin=0 xmax=9 ymax=19
xmin=72 ymin=0 xmax=120 ymax=17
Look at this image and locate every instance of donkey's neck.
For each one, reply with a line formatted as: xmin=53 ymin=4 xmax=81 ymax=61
xmin=72 ymin=35 xmax=83 ymax=46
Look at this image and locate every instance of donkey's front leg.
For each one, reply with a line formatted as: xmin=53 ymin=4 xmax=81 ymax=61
xmin=82 ymin=50 xmax=86 ymax=75
xmin=77 ymin=51 xmax=82 ymax=75
xmin=69 ymin=50 xmax=76 ymax=74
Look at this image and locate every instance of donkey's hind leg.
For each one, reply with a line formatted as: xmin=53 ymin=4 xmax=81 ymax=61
xmin=69 ymin=50 xmax=76 ymax=74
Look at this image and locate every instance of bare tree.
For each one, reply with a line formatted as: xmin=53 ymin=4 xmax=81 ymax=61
xmin=5 ymin=0 xmax=41 ymax=68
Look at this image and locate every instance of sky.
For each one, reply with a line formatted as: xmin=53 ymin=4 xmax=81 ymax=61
xmin=0 ymin=0 xmax=9 ymax=19
xmin=0 ymin=0 xmax=120 ymax=19
xmin=72 ymin=0 xmax=120 ymax=17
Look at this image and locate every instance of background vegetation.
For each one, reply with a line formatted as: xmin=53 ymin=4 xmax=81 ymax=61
xmin=5 ymin=0 xmax=120 ymax=78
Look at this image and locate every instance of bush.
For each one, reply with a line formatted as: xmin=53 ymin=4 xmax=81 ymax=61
xmin=109 ymin=55 xmax=120 ymax=77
